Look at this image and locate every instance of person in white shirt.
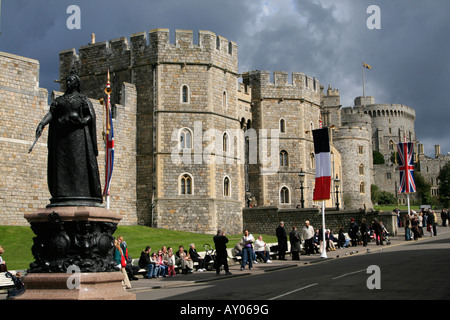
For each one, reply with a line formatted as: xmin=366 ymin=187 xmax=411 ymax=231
xmin=254 ymin=236 xmax=272 ymax=263
xmin=302 ymin=220 xmax=315 ymax=255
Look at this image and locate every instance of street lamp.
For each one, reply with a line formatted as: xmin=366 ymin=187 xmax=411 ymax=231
xmin=298 ymin=169 xmax=305 ymax=208
xmin=334 ymin=174 xmax=340 ymax=210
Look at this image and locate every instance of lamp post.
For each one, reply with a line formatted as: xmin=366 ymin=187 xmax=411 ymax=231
xmin=298 ymin=169 xmax=305 ymax=208
xmin=334 ymin=174 xmax=340 ymax=210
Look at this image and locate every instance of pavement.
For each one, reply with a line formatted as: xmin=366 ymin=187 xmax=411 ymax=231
xmin=2 ymin=225 xmax=447 ymax=299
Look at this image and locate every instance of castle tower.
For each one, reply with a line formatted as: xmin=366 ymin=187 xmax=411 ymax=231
xmin=243 ymin=71 xmax=342 ymax=209
xmin=59 ymin=29 xmax=247 ymax=234
xmin=333 ymin=109 xmax=373 ymax=210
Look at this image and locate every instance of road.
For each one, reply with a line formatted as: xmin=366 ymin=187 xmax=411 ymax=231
xmin=135 ymin=229 xmax=450 ymax=301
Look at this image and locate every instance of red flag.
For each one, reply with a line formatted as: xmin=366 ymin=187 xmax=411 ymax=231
xmin=313 ymin=128 xmax=331 ymax=201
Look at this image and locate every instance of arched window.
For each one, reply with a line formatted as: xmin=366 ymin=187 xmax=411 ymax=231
xmin=280 ymin=150 xmax=289 ymax=167
xmin=359 ymin=182 xmax=365 ymax=194
xmin=223 ymin=132 xmax=229 ymax=153
xmin=280 ymin=119 xmax=286 ymax=133
xmin=223 ymin=176 xmax=230 ymax=197
xmin=280 ymin=186 xmax=290 ymax=204
xmin=181 ymin=85 xmax=189 ymax=103
xmin=180 ymin=173 xmax=193 ymax=195
xmin=180 ymin=128 xmax=192 ymax=149
xmin=359 ymin=164 xmax=364 ymax=175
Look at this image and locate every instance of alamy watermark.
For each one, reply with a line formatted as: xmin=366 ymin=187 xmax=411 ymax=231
xmin=367 ymin=5 xmax=381 ymax=30
xmin=170 ymin=122 xmax=280 ymax=175
xmin=366 ymin=265 xmax=381 ymax=289
xmin=66 ymin=5 xmax=81 ymax=30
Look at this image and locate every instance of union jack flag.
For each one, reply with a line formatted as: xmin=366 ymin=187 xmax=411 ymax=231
xmin=103 ymin=75 xmax=114 ymax=196
xmin=397 ymin=142 xmax=416 ymax=193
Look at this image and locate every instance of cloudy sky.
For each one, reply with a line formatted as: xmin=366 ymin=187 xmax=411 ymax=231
xmin=1 ymin=0 xmax=449 ymax=156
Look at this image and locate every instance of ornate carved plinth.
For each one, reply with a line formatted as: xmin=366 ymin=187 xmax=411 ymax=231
xmin=13 ymin=272 xmax=135 ymax=300
xmin=19 ymin=206 xmax=135 ymax=300
xmin=25 ymin=206 xmax=122 ymax=273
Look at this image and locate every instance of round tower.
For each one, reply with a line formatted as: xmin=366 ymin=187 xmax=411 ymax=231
xmin=334 ymin=110 xmax=373 ymax=210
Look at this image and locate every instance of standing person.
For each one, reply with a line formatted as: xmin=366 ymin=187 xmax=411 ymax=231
xmin=441 ymin=209 xmax=447 ymax=227
xmin=113 ymin=239 xmax=131 ymax=288
xmin=240 ymin=229 xmax=255 ymax=271
xmin=348 ymin=218 xmax=359 ymax=247
xmin=213 ymin=229 xmax=232 ymax=275
xmin=302 ymin=220 xmax=315 ymax=255
xmin=404 ymin=212 xmax=412 ymax=240
xmin=289 ymin=226 xmax=301 ymax=260
xmin=167 ymin=251 xmax=176 ymax=277
xmin=360 ymin=219 xmax=369 ymax=246
xmin=372 ymin=219 xmax=383 ymax=245
xmin=276 ymin=221 xmax=288 ymax=260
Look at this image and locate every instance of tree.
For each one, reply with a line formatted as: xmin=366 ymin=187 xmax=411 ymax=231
xmin=438 ymin=162 xmax=450 ymax=207
xmin=373 ymin=150 xmax=385 ymax=164
xmin=414 ymin=171 xmax=432 ymax=205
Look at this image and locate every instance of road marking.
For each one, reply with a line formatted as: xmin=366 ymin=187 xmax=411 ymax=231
xmin=268 ymin=283 xmax=319 ymax=300
xmin=332 ymin=269 xmax=366 ymax=279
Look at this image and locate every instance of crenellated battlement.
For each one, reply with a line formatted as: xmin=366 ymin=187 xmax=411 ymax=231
xmin=59 ymin=29 xmax=239 ymax=93
xmin=244 ymin=70 xmax=321 ymax=105
xmin=246 ymin=70 xmax=320 ymax=91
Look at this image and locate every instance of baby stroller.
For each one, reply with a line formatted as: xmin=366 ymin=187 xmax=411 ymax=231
xmin=382 ymin=231 xmax=391 ymax=245
xmin=202 ymin=243 xmax=216 ymax=271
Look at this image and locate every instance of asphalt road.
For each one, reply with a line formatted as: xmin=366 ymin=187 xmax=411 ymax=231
xmin=135 ymin=229 xmax=450 ymax=301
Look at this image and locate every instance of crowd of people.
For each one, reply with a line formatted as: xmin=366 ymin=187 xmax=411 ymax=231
xmin=113 ymin=235 xmax=212 ymax=287
xmin=274 ymin=217 xmax=399 ymax=259
xmin=396 ymin=207 xmax=447 ymax=241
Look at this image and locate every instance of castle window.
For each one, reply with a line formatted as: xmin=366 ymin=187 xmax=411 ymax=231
xmin=280 ymin=119 xmax=286 ymax=133
xmin=280 ymin=150 xmax=289 ymax=167
xmin=280 ymin=186 xmax=290 ymax=204
xmin=180 ymin=173 xmax=193 ymax=195
xmin=387 ymin=172 xmax=392 ymax=180
xmin=223 ymin=91 xmax=227 ymax=108
xmin=359 ymin=164 xmax=364 ymax=175
xmin=223 ymin=132 xmax=229 ymax=153
xmin=223 ymin=176 xmax=230 ymax=197
xmin=181 ymin=85 xmax=190 ymax=103
xmin=311 ymin=153 xmax=315 ymax=170
xmin=228 ymin=42 xmax=233 ymax=55
xmin=358 ymin=146 xmax=364 ymax=154
xmin=216 ymin=36 xmax=220 ymax=50
xmin=180 ymin=128 xmax=192 ymax=149
xmin=359 ymin=182 xmax=365 ymax=194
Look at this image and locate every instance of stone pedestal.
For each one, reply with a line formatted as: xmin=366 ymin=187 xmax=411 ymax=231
xmin=14 ymin=272 xmax=135 ymax=300
xmin=16 ymin=206 xmax=135 ymax=300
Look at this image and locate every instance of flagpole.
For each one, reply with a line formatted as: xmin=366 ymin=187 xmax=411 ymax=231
xmin=362 ymin=61 xmax=366 ymax=98
xmin=320 ymin=201 xmax=327 ymax=258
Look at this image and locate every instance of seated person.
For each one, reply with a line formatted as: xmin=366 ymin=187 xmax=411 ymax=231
xmin=189 ymin=243 xmax=206 ymax=271
xmin=313 ymin=229 xmax=320 ymax=253
xmin=325 ymin=229 xmax=337 ymax=251
xmin=254 ymin=235 xmax=272 ymax=263
xmin=176 ymin=245 xmax=194 ymax=273
xmin=139 ymin=246 xmax=156 ymax=278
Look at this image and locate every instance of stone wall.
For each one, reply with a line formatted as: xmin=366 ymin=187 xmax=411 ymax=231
xmin=243 ymin=206 xmax=398 ymax=237
xmin=0 ymin=50 xmax=138 ymax=226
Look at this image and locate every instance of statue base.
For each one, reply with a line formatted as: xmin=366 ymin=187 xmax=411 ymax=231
xmin=12 ymin=272 xmax=135 ymax=300
xmin=19 ymin=206 xmax=135 ymax=300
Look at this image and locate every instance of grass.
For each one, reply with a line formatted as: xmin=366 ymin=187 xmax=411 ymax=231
xmin=374 ymin=205 xmax=421 ymax=212
xmin=0 ymin=225 xmax=277 ymax=270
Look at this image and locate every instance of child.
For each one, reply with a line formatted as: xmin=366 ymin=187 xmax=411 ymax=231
xmin=167 ymin=251 xmax=176 ymax=277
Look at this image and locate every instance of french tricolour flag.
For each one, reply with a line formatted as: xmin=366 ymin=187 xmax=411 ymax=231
xmin=313 ymin=127 xmax=331 ymax=201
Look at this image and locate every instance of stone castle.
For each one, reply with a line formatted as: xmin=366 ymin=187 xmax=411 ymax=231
xmin=0 ymin=29 xmax=445 ymax=233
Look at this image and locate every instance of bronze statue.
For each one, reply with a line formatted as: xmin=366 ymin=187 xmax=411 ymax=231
xmin=34 ymin=70 xmax=102 ymax=207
